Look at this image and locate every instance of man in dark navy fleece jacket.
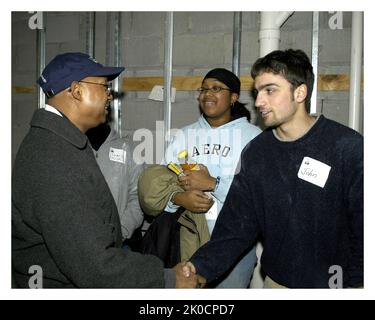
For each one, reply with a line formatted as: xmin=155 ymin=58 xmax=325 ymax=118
xmin=178 ymin=49 xmax=363 ymax=288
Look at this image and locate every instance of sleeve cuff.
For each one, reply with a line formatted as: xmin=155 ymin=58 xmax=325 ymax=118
xmin=211 ymin=178 xmax=226 ymax=203
xmin=163 ymin=268 xmax=176 ymax=288
xmin=164 ymin=192 xmax=180 ymax=213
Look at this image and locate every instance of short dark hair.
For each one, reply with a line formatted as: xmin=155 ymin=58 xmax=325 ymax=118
xmin=251 ymin=49 xmax=315 ymax=110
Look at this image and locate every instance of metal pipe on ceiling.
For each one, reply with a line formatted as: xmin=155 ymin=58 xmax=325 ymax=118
xmin=259 ymin=11 xmax=293 ymax=57
xmin=106 ymin=12 xmax=122 ymax=136
xmin=113 ymin=12 xmax=122 ymax=137
xmin=348 ymin=12 xmax=363 ymax=133
xmin=232 ymin=12 xmax=242 ymax=77
xmin=163 ymin=12 xmax=174 ymax=153
xmin=310 ymin=12 xmax=320 ymax=115
xmin=85 ymin=12 xmax=96 ymax=58
xmin=37 ymin=12 xmax=46 ymax=109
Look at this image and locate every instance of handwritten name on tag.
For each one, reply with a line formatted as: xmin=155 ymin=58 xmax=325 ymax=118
xmin=297 ymin=156 xmax=331 ymax=188
xmin=109 ymin=148 xmax=126 ymax=164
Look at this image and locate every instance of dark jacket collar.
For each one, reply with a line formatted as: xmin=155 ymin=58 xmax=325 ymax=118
xmin=30 ymin=109 xmax=88 ymax=149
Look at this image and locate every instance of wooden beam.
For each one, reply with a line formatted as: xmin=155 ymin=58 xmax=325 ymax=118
xmin=11 ymin=74 xmax=361 ymax=94
xmin=122 ymin=76 xmax=204 ymax=91
xmin=317 ymin=74 xmax=351 ymax=91
xmin=122 ymin=74 xmax=358 ymax=92
xmin=12 ymin=86 xmax=36 ymax=94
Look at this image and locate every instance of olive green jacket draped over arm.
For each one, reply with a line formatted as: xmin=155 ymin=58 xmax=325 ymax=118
xmin=138 ymin=165 xmax=210 ymax=261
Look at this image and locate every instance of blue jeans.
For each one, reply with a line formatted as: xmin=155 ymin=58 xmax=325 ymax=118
xmin=215 ymin=246 xmax=257 ymax=288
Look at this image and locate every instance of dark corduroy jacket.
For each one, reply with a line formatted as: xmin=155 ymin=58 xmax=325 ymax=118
xmin=12 ymin=109 xmax=164 ymax=288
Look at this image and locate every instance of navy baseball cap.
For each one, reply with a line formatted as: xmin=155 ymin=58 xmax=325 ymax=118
xmin=37 ymin=52 xmax=125 ymax=98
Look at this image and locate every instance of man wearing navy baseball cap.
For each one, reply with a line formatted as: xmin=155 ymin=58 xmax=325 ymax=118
xmin=12 ymin=52 xmax=203 ymax=288
xmin=36 ymin=52 xmax=124 ymax=133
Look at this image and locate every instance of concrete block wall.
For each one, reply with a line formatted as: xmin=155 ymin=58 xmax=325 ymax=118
xmin=120 ymin=11 xmax=260 ymax=141
xmin=12 ymin=11 xmax=363 ymax=159
xmin=118 ymin=11 xmax=361 ymax=135
xmin=11 ymin=11 xmax=363 ymax=289
xmin=12 ymin=12 xmax=38 ymax=164
xmin=11 ymin=12 xmax=87 ymax=164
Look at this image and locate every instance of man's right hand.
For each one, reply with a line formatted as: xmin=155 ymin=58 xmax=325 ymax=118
xmin=174 ymin=262 xmax=206 ymax=288
xmin=182 ymin=261 xmax=197 ymax=277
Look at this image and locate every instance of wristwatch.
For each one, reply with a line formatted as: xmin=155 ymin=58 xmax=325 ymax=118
xmin=214 ymin=176 xmax=221 ymax=192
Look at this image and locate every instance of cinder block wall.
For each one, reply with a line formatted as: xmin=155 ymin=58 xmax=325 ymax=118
xmin=12 ymin=11 xmax=363 ymax=164
xmin=12 ymin=12 xmax=37 ymax=164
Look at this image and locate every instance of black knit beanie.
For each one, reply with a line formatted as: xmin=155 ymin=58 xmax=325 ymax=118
xmin=203 ymin=68 xmax=241 ymax=94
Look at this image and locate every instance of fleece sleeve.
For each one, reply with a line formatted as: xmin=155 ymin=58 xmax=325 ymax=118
xmin=190 ymin=147 xmax=259 ymax=283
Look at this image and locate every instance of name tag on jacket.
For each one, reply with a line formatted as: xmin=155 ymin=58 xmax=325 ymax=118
xmin=109 ymin=148 xmax=126 ymax=164
xmin=297 ymin=156 xmax=331 ymax=188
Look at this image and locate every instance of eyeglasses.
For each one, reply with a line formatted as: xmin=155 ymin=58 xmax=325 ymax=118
xmin=79 ymin=80 xmax=112 ymax=95
xmin=197 ymin=86 xmax=231 ymax=94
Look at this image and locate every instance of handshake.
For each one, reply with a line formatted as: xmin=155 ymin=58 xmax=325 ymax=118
xmin=174 ymin=261 xmax=206 ymax=288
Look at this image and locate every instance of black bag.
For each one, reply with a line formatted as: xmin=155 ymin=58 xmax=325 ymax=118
xmin=139 ymin=209 xmax=183 ymax=268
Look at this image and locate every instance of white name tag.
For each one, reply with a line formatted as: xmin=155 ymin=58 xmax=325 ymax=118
xmin=205 ymin=195 xmax=218 ymax=220
xmin=297 ymin=156 xmax=331 ymax=188
xmin=109 ymin=148 xmax=126 ymax=164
